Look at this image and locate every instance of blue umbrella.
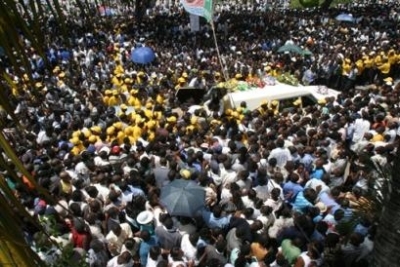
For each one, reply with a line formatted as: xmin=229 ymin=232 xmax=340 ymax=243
xmin=131 ymin=47 xmax=155 ymax=65
xmin=336 ymin=13 xmax=355 ymax=23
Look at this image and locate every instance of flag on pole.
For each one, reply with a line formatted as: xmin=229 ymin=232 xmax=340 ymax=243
xmin=180 ymin=0 xmax=213 ymax=22
xmin=203 ymin=0 xmax=213 ymax=22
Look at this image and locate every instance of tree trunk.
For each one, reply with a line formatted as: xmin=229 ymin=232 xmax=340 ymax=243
xmin=371 ymin=144 xmax=400 ymax=266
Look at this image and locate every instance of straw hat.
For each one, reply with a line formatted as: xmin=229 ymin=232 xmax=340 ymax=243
xmin=315 ymin=202 xmax=328 ymax=213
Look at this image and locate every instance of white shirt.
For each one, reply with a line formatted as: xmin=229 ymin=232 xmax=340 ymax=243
xmin=352 ymin=118 xmax=371 ymax=143
xmin=105 ymin=223 xmax=133 ymax=255
xmin=268 ymin=147 xmax=292 ymax=168
xmin=106 ymin=255 xmax=133 ymax=267
xmin=180 ymin=234 xmax=198 ymax=261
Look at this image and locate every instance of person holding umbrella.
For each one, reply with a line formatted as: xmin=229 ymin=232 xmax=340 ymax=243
xmin=154 ymin=214 xmax=182 ymax=251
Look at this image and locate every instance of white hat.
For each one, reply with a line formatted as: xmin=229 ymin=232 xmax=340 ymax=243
xmin=99 ymin=146 xmax=110 ymax=154
xmin=136 ymin=210 xmax=154 ymax=225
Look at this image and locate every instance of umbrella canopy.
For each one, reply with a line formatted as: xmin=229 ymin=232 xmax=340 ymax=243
xmin=131 ymin=47 xmax=155 ymax=65
xmin=160 ymin=179 xmax=205 ymax=217
xmin=336 ymin=13 xmax=355 ymax=23
xmin=302 ymin=49 xmax=313 ymax=56
xmin=277 ymin=44 xmax=304 ymax=55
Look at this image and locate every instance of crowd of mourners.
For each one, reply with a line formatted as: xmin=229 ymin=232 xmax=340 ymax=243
xmin=2 ymin=0 xmax=400 ymax=266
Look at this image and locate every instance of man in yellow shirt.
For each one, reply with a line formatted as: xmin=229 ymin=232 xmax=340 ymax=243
xmin=377 ymin=57 xmax=391 ymax=81
xmin=107 ymin=90 xmax=122 ymax=106
xmin=363 ymin=54 xmax=375 ymax=84
xmin=175 ymin=77 xmax=187 ymax=90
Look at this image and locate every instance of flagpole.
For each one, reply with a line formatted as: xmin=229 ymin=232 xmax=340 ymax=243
xmin=210 ymin=20 xmax=229 ymax=82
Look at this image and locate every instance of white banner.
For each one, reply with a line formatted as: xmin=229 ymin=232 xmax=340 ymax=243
xmin=190 ymin=14 xmax=200 ymax=32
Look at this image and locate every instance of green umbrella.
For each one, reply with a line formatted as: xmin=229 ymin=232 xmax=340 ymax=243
xmin=302 ymin=49 xmax=313 ymax=56
xmin=277 ymin=44 xmax=304 ymax=55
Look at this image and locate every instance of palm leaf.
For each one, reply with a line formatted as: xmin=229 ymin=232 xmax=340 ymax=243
xmin=0 ymin=0 xmax=95 ymax=266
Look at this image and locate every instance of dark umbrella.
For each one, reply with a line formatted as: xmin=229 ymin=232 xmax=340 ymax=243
xmin=277 ymin=44 xmax=304 ymax=55
xmin=131 ymin=47 xmax=155 ymax=65
xmin=160 ymin=179 xmax=205 ymax=217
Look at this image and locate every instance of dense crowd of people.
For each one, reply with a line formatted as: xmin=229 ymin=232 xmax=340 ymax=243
xmin=1 ymin=0 xmax=400 ymax=267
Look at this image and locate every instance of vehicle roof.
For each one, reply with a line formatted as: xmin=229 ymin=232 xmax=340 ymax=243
xmin=227 ymin=83 xmax=339 ymax=103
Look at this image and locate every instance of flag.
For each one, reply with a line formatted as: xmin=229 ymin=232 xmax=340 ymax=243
xmin=180 ymin=0 xmax=213 ymax=22
xmin=203 ymin=0 xmax=213 ymax=22
xmin=190 ymin=14 xmax=200 ymax=32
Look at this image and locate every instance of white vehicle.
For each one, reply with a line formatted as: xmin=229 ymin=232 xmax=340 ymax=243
xmin=220 ymin=83 xmax=340 ymax=112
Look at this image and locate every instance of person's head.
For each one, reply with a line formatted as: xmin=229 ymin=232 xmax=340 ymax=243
xmin=90 ymin=239 xmax=105 ymax=253
xmin=215 ymin=238 xmax=226 ymax=253
xmin=73 ymin=218 xmax=86 ymax=234
xmin=170 ymin=246 xmax=184 ymax=260
xmin=111 ymin=224 xmax=122 ymax=236
xmin=271 ymin=188 xmax=281 ymax=200
xmin=289 ymin=172 xmax=300 ymax=183
xmin=250 ymin=220 xmax=263 ymax=233
xmin=349 ymin=232 xmax=365 ymax=247
xmin=212 ymin=205 xmax=223 ymax=218
xmin=149 ymin=246 xmax=161 ymax=261
xmin=117 ymin=251 xmax=132 ymax=264
xmin=163 ymin=216 xmax=174 ymax=230
xmin=276 ymin=138 xmax=285 ymax=148
xmin=333 ymin=209 xmax=345 ymax=222
xmin=303 ymin=188 xmax=317 ymax=203
xmin=124 ymin=238 xmax=136 ymax=251
xmin=189 ymin=232 xmax=199 ymax=247
xmin=260 ymin=205 xmax=273 ymax=216
xmin=235 ymin=226 xmax=246 ymax=240
xmin=268 ymin=157 xmax=277 ymax=167
xmin=156 ymin=260 xmax=168 ymax=267
xmin=315 ymin=221 xmax=328 ymax=236
xmin=243 ymin=207 xmax=254 ymax=219
xmin=307 ymin=242 xmax=322 ymax=260
xmin=140 ymin=230 xmax=151 ymax=242
xmin=85 ymin=186 xmax=99 ymax=199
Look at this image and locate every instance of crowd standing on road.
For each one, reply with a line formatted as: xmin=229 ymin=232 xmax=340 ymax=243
xmin=2 ymin=0 xmax=400 ymax=267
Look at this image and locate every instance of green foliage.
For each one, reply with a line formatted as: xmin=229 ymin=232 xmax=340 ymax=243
xmin=276 ymin=73 xmax=299 ymax=86
xmin=290 ymin=0 xmax=352 ymax=9
xmin=53 ymin=244 xmax=89 ymax=267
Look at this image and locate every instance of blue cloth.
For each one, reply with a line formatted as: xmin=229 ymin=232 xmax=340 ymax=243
xmin=300 ymin=153 xmax=314 ymax=173
xmin=318 ymin=192 xmax=340 ymax=214
xmin=283 ymin=181 xmax=304 ymax=202
xmin=310 ymin=168 xmax=325 ymax=180
xmin=201 ymin=209 xmax=230 ymax=229
xmin=311 ymin=229 xmax=325 ymax=244
xmin=139 ymin=235 xmax=158 ymax=267
xmin=292 ymin=191 xmax=313 ymax=214
xmin=354 ymin=223 xmax=369 ymax=236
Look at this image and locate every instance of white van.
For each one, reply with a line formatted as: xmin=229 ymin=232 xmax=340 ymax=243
xmin=221 ymin=83 xmax=340 ymax=112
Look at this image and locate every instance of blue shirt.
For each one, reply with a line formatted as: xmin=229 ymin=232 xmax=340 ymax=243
xmin=283 ymin=181 xmax=304 ymax=202
xmin=310 ymin=168 xmax=325 ymax=180
xmin=292 ymin=191 xmax=313 ymax=214
xmin=201 ymin=209 xmax=231 ymax=229
xmin=300 ymin=153 xmax=315 ymax=173
xmin=318 ymin=192 xmax=340 ymax=214
xmin=139 ymin=235 xmax=158 ymax=267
